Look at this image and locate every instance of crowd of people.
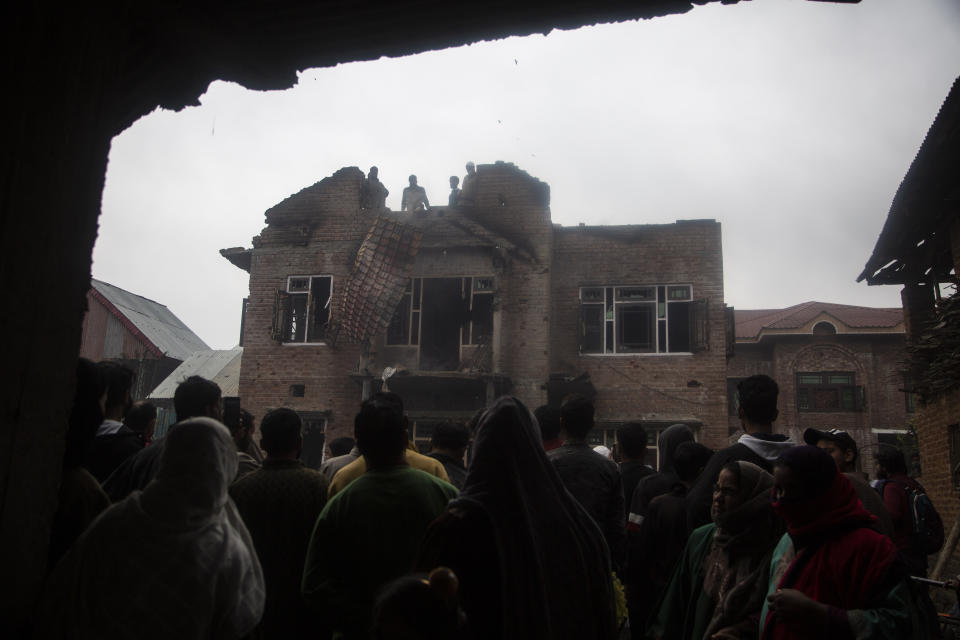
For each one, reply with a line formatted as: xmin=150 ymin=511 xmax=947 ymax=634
xmin=34 ymin=361 xmax=945 ymax=639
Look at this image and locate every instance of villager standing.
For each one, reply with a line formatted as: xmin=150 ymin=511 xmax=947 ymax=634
xmin=83 ymin=362 xmax=143 ymax=483
xmin=231 ymin=408 xmax=329 ymax=640
xmin=360 ymin=166 xmax=389 ymax=209
xmin=648 ymin=461 xmax=783 ymax=640
xmin=417 ymin=396 xmax=618 ymax=640
xmin=625 ymin=441 xmax=712 ymax=639
xmin=319 ymin=438 xmax=359 ymax=482
xmin=686 ymin=375 xmax=792 ymax=531
xmin=618 ymin=423 xmax=654 ymax=517
xmin=803 ymin=427 xmax=894 ymax=538
xmin=38 ymin=418 xmax=265 ymax=639
xmin=548 ymin=394 xmax=626 ymax=570
xmin=448 ymin=175 xmax=462 ymax=206
xmin=460 ymin=161 xmax=478 ymax=205
xmin=124 ymin=400 xmax=157 ymax=445
xmin=426 ymin=421 xmax=470 ymax=490
xmin=760 ymin=446 xmax=924 ymax=639
xmin=401 ymin=175 xmax=429 ymax=212
xmin=874 ymin=443 xmax=935 ymax=576
xmin=534 ymin=405 xmax=563 ymax=452
xmin=301 ymin=397 xmax=458 ymax=639
xmin=327 ymin=393 xmax=449 ymax=497
xmin=102 ymin=375 xmax=223 ymax=502
xmin=628 ymin=423 xmax=694 ymax=528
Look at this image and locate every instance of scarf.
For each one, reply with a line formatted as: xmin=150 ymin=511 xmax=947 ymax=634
xmin=764 ymin=446 xmax=897 ymax=640
xmin=453 ymin=396 xmax=617 ymax=640
xmin=702 ymin=462 xmax=781 ymax=639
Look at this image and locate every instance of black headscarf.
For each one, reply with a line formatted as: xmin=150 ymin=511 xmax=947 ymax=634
xmin=657 ymin=423 xmax=695 ymax=474
xmin=454 ymin=396 xmax=617 ymax=640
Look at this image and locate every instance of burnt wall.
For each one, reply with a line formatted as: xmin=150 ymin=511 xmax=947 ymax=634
xmin=551 ymin=220 xmax=728 ymax=449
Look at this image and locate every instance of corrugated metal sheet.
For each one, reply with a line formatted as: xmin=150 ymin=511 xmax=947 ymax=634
xmin=148 ymin=348 xmax=243 ymax=399
xmin=91 ymin=279 xmax=210 ymax=360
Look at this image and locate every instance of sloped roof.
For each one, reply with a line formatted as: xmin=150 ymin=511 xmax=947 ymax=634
xmin=735 ymin=301 xmax=904 ymax=341
xmin=90 ymin=279 xmax=210 ymax=361
xmin=859 ymin=76 xmax=960 ymax=285
xmin=148 ymin=347 xmax=243 ymax=399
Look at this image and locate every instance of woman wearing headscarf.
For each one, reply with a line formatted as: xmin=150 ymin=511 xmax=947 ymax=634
xmin=37 ymin=417 xmax=264 ymax=639
xmin=416 ymin=396 xmax=618 ymax=640
xmin=759 ymin=445 xmax=929 ymax=640
xmin=648 ymin=461 xmax=782 ymax=640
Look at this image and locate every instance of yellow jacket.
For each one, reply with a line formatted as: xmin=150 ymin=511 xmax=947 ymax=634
xmin=328 ymin=448 xmax=450 ymax=497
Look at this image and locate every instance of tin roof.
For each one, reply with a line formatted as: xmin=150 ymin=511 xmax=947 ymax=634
xmin=735 ymin=301 xmax=904 ymax=341
xmin=90 ymin=279 xmax=210 ymax=361
xmin=148 ymin=347 xmax=243 ymax=399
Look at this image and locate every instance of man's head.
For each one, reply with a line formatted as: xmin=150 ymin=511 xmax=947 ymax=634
xmin=328 ymin=436 xmax=355 ymax=458
xmin=560 ymin=394 xmax=594 ymax=440
xmin=369 ymin=166 xmax=378 ymax=179
xmin=408 ymin=175 xmax=418 ymax=186
xmin=173 ymin=375 xmax=222 ymax=421
xmin=736 ymin=375 xmax=779 ymax=431
xmin=260 ymin=408 xmax=302 ymax=458
xmin=125 ymin=401 xmax=157 ymax=441
xmin=533 ymin=405 xmax=562 ymax=444
xmin=874 ymin=443 xmax=908 ymax=477
xmin=617 ymin=422 xmax=648 ymax=463
xmin=99 ymin=362 xmax=135 ymax=419
xmin=712 ymin=462 xmax=746 ymax=521
xmin=431 ymin=421 xmax=470 ymax=459
xmin=673 ymin=441 xmax=714 ymax=485
xmin=449 ymin=175 xmax=459 ymax=188
xmin=355 ymin=401 xmax=408 ymax=469
xmin=465 ymin=161 xmax=475 ymax=175
xmin=803 ymin=427 xmax=857 ymax=472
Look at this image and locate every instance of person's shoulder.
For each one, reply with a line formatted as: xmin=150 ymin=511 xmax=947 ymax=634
xmin=691 ymin=521 xmax=717 ymax=540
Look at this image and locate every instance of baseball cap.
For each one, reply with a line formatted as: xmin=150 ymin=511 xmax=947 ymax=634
xmin=803 ymin=427 xmax=857 ymax=452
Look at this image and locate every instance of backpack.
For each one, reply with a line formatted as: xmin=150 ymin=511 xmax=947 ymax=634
xmin=877 ymin=478 xmax=945 ymax=555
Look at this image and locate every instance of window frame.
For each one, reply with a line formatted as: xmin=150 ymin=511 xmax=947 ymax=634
xmin=578 ymin=284 xmax=699 ymax=355
xmin=796 ymin=371 xmax=863 ymax=412
xmin=385 ymin=276 xmax=495 ymax=347
xmin=274 ymin=274 xmax=333 ymax=345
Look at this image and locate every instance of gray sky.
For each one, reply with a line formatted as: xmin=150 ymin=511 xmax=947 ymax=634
xmin=95 ymin=0 xmax=960 ymax=350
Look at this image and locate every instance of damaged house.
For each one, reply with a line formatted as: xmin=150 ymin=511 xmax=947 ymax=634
xmin=222 ymin=162 xmax=730 ymax=464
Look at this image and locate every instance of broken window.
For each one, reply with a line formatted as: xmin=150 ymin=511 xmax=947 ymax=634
xmin=298 ymin=411 xmax=328 ymax=470
xmin=272 ymin=275 xmax=332 ymax=343
xmin=463 ymin=277 xmax=494 ymax=345
xmin=579 ymin=285 xmax=706 ymax=354
xmin=797 ymin=372 xmax=863 ymax=412
xmin=387 ymin=276 xmax=495 ymax=357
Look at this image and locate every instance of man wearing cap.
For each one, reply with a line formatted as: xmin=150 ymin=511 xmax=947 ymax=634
xmin=804 ymin=427 xmax=894 ymax=538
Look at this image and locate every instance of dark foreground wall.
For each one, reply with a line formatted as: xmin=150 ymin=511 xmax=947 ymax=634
xmin=0 ymin=1 xmax=856 ymax=634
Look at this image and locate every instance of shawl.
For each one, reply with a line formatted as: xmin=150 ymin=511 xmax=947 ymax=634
xmin=435 ymin=396 xmax=617 ymax=640
xmin=764 ymin=446 xmax=898 ymax=640
xmin=38 ymin=418 xmax=265 ymax=640
xmin=701 ymin=462 xmax=781 ymax=639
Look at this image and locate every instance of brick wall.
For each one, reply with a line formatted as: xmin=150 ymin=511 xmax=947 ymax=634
xmin=551 ymin=220 xmax=728 ymax=450
xmin=729 ymin=333 xmax=910 ymax=476
xmin=916 ymin=387 xmax=960 ymax=567
xmin=236 ymin=166 xmax=728 ymax=454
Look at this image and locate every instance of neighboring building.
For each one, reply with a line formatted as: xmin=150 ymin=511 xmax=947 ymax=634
xmin=222 ymin=163 xmax=732 ymax=465
xmin=148 ymin=347 xmax=243 ymax=439
xmin=80 ymin=279 xmax=211 ymax=398
xmin=728 ymin=302 xmax=910 ymax=476
xmin=859 ymin=76 xmax=960 ymax=573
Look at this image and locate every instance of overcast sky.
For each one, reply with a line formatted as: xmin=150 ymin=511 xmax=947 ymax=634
xmin=95 ymin=0 xmax=960 ymax=350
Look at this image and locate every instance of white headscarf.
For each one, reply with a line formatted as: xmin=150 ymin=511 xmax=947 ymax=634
xmin=38 ymin=418 xmax=264 ymax=639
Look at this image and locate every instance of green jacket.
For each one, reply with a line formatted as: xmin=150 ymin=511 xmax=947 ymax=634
xmin=646 ymin=523 xmax=717 ymax=640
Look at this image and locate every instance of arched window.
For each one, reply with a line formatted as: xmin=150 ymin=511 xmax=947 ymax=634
xmin=812 ymin=321 xmax=837 ymax=335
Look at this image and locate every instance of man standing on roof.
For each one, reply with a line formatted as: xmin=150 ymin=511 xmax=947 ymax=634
xmin=685 ymin=374 xmax=793 ymax=531
xmin=400 ymin=175 xmax=429 ymax=212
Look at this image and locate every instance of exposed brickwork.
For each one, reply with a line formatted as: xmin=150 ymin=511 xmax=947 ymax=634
xmin=234 ymin=165 xmax=727 ymax=453
xmin=915 ymin=387 xmax=960 ymax=567
xmin=728 ymin=327 xmax=910 ymax=478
